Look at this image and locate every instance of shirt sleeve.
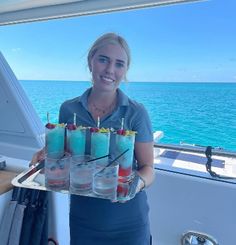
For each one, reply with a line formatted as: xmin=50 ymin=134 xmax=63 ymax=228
xmin=59 ymin=101 xmax=69 ymax=124
xmin=132 ymin=103 xmax=153 ymax=143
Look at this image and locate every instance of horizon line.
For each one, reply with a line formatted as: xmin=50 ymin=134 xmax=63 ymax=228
xmin=19 ymin=79 xmax=236 ymax=84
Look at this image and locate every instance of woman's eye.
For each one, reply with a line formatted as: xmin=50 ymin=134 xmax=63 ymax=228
xmin=98 ymin=57 xmax=108 ymax=63
xmin=116 ymin=62 xmax=124 ymax=68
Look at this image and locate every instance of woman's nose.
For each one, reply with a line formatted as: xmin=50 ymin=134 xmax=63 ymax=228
xmin=105 ymin=62 xmax=115 ymax=74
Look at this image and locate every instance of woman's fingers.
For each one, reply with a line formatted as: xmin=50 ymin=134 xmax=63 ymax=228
xmin=30 ymin=148 xmax=45 ymax=166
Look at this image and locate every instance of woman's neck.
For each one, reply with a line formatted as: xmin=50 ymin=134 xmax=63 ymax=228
xmin=89 ymin=87 xmax=117 ymax=106
xmin=88 ymin=88 xmax=118 ymax=119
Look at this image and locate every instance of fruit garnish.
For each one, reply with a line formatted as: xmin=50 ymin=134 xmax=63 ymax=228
xmin=45 ymin=123 xmax=65 ymax=129
xmin=98 ymin=127 xmax=110 ymax=133
xmin=125 ymin=130 xmax=136 ymax=136
xmin=57 ymin=123 xmax=65 ymax=127
xmin=66 ymin=124 xmax=77 ymax=130
xmin=90 ymin=127 xmax=110 ymax=133
xmin=117 ymin=129 xmax=136 ymax=136
xmin=117 ymin=129 xmax=126 ymax=135
xmin=76 ymin=126 xmax=87 ymax=130
xmin=45 ymin=123 xmax=56 ymax=129
xmin=90 ymin=127 xmax=99 ymax=133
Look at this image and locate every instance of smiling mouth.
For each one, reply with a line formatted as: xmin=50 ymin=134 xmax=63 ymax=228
xmin=101 ymin=76 xmax=115 ymax=83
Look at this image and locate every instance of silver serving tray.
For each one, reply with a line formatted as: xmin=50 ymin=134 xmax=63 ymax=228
xmin=11 ymin=166 xmax=130 ymax=200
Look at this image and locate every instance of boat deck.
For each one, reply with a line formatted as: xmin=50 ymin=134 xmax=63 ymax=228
xmin=154 ymin=147 xmax=236 ymax=183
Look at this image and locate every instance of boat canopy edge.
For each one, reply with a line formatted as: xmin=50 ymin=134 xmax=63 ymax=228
xmin=0 ymin=0 xmax=206 ymax=26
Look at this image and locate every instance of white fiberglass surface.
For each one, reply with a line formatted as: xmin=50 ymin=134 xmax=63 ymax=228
xmin=0 ymin=52 xmax=44 ymax=160
xmin=147 ymin=169 xmax=236 ymax=245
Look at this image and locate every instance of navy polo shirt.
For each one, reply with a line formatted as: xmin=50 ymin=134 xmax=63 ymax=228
xmin=62 ymin=88 xmax=152 ymax=243
xmin=59 ymin=87 xmax=153 ymax=160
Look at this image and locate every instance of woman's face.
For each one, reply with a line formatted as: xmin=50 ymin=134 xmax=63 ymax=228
xmin=90 ymin=43 xmax=128 ymax=92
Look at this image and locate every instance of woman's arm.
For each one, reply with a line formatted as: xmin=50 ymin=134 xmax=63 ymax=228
xmin=134 ymin=141 xmax=155 ymax=189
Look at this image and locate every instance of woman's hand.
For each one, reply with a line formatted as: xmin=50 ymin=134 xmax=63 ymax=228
xmin=111 ymin=142 xmax=154 ymax=204
xmin=30 ymin=148 xmax=45 ymax=167
xmin=134 ymin=142 xmax=155 ymax=188
xmin=111 ymin=171 xmax=146 ymax=203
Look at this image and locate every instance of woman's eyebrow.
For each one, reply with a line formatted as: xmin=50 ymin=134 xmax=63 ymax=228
xmin=98 ymin=55 xmax=109 ymax=59
xmin=116 ymin=59 xmax=125 ymax=64
xmin=98 ymin=55 xmax=125 ymax=64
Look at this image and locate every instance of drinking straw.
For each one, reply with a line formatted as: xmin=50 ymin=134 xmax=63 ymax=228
xmin=121 ymin=118 xmax=124 ymax=130
xmin=87 ymin=154 xmax=110 ymax=163
xmin=18 ymin=160 xmax=45 ymax=183
xmin=97 ymin=116 xmax=100 ymax=128
xmin=109 ymin=149 xmax=129 ymax=166
xmin=75 ymin=154 xmax=110 ymax=166
xmin=95 ymin=149 xmax=129 ymax=175
xmin=47 ymin=112 xmax=50 ymax=123
xmin=73 ymin=113 xmax=76 ymax=125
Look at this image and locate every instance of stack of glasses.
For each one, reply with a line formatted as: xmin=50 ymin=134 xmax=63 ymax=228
xmin=44 ymin=121 xmax=136 ymax=201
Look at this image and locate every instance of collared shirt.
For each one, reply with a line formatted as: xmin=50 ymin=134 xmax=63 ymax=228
xmin=59 ymin=87 xmax=153 ymax=160
xmin=62 ymin=88 xmax=152 ymax=240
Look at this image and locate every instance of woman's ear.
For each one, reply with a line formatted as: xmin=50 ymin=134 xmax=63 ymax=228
xmin=88 ymin=63 xmax=92 ymax=72
xmin=88 ymin=58 xmax=92 ymax=72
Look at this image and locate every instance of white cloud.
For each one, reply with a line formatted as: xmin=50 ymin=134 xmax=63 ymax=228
xmin=11 ymin=48 xmax=21 ymax=52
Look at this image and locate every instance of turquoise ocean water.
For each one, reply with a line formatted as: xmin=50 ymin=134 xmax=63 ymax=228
xmin=20 ymin=80 xmax=236 ymax=151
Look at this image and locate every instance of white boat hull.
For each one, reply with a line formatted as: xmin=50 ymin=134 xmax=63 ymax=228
xmin=147 ymin=167 xmax=236 ymax=245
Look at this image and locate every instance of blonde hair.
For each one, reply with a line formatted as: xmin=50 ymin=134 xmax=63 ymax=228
xmin=87 ymin=33 xmax=131 ymax=72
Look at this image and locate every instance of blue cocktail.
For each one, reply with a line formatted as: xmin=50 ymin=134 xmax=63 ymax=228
xmin=67 ymin=125 xmax=86 ymax=156
xmin=45 ymin=123 xmax=65 ymax=158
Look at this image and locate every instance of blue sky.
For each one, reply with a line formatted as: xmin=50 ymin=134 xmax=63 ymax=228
xmin=0 ymin=0 xmax=235 ymax=82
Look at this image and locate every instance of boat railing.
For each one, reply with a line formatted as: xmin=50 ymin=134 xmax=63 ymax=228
xmin=154 ymin=142 xmax=236 ymax=158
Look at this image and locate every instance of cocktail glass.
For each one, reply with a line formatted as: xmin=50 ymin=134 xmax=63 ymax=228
xmin=116 ymin=134 xmax=135 ymax=177
xmin=116 ymin=173 xmax=135 ymax=202
xmin=45 ymin=152 xmax=70 ymax=190
xmin=45 ymin=124 xmax=65 ymax=158
xmin=67 ymin=127 xmax=86 ymax=156
xmin=93 ymin=161 xmax=118 ymax=199
xmin=91 ymin=131 xmax=110 ymax=166
xmin=70 ymin=155 xmax=94 ymax=194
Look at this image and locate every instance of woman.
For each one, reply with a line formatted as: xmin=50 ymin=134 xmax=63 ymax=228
xmin=33 ymin=32 xmax=155 ymax=244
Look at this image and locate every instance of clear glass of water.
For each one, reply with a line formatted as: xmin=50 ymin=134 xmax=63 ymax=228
xmin=70 ymin=155 xmax=94 ymax=194
xmin=93 ymin=161 xmax=118 ymax=199
xmin=45 ymin=152 xmax=70 ymax=190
